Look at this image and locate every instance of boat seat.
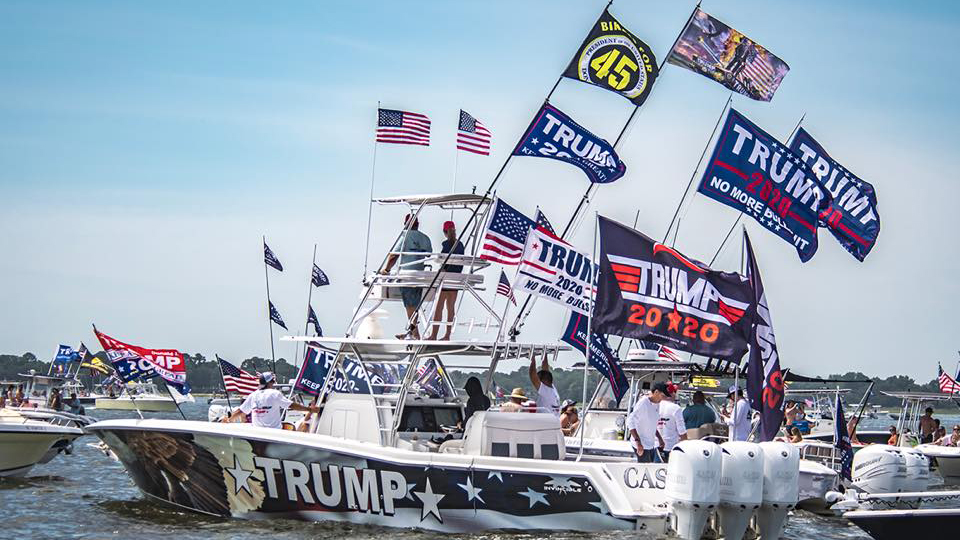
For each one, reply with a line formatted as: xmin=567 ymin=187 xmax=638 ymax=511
xmin=313 ymin=393 xmax=383 ymax=444
xmin=459 ymin=411 xmax=565 ymax=460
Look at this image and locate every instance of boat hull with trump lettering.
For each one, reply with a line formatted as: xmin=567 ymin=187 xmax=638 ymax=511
xmin=87 ymin=418 xmax=670 ymax=533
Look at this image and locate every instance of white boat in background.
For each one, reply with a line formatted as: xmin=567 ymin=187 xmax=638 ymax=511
xmin=883 ymin=391 xmax=960 ymax=479
xmin=95 ymin=382 xmax=177 ymax=412
xmin=0 ymin=408 xmax=84 ymax=476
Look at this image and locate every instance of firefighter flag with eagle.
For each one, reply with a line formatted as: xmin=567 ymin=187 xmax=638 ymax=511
xmin=744 ymin=231 xmax=785 ymax=441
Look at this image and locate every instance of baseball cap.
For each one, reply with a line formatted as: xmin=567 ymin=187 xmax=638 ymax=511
xmin=652 ymin=382 xmax=675 ymax=397
xmin=260 ymin=372 xmax=276 ymax=387
xmin=728 ymin=384 xmax=740 ymax=395
xmin=443 ymin=220 xmax=455 ymax=232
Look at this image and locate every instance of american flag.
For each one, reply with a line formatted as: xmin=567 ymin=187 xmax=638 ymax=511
xmin=658 ymin=345 xmax=682 ymax=362
xmin=457 ymin=110 xmax=491 ymax=155
xmin=938 ymin=363 xmax=960 ymax=394
xmin=218 ymin=356 xmax=259 ymax=396
xmin=479 ymin=198 xmax=535 ymax=265
xmin=497 ymin=270 xmax=517 ymax=305
xmin=535 ymin=209 xmax=556 ymax=236
xmin=377 ymin=108 xmax=431 ymax=146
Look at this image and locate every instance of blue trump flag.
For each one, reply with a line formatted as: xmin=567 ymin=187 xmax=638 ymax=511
xmin=294 ymin=345 xmax=372 ymax=396
xmin=560 ymin=311 xmax=629 ymax=404
xmin=512 ymin=103 xmax=626 ymax=184
xmin=790 ymin=127 xmax=880 ymax=262
xmin=834 ymin=393 xmax=854 ymax=480
xmin=54 ymin=345 xmax=79 ymax=363
xmin=697 ymin=108 xmax=832 ymax=262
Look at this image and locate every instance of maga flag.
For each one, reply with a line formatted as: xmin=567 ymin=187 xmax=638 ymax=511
xmin=593 ymin=216 xmax=754 ymax=360
xmin=744 ymin=231 xmax=784 ymax=442
xmin=269 ymin=301 xmax=287 ymax=330
xmin=307 ymin=305 xmax=323 ymax=336
xmin=697 ymin=108 xmax=832 ymax=262
xmin=94 ymin=329 xmax=190 ymax=394
xmin=264 ymin=242 xmax=283 ymax=271
xmin=833 ymin=393 xmax=854 ymax=480
xmin=563 ymin=8 xmax=659 ymax=106
xmin=515 ymin=226 xmax=593 ymax=316
xmin=560 ymin=311 xmax=629 ymax=404
xmin=790 ymin=127 xmax=880 ymax=261
xmin=311 ymin=264 xmax=330 ymax=287
xmin=294 ymin=345 xmax=371 ymax=396
xmin=513 ymin=103 xmax=626 ymax=184
xmin=667 ymin=8 xmax=789 ymax=102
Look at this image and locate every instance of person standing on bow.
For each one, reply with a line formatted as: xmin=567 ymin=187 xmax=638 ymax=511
xmin=427 ymin=220 xmax=464 ymax=341
xmin=725 ymin=385 xmax=751 ymax=441
xmin=529 ymin=350 xmax=560 ymax=416
xmin=627 ymin=382 xmax=668 ymax=463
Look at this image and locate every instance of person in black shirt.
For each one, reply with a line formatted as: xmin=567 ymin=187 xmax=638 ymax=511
xmin=462 ymin=376 xmax=490 ymax=425
xmin=428 ymin=221 xmax=464 ymax=340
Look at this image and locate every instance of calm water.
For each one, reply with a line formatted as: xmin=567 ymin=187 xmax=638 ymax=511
xmin=1 ymin=404 xmax=956 ymax=540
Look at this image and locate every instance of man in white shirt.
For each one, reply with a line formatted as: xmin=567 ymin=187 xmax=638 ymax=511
xmin=627 ymin=382 xmax=668 ymax=463
xmin=657 ymin=383 xmax=687 ymax=462
xmin=223 ymin=372 xmax=319 ymax=429
xmin=529 ymin=351 xmax=560 ymax=416
xmin=725 ymin=385 xmax=751 ymax=441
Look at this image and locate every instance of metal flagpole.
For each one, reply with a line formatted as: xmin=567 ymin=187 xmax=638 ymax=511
xmin=215 ymin=354 xmax=234 ymax=412
xmin=363 ymin=101 xmax=381 ymax=279
xmin=263 ymin=236 xmax=277 ymax=374
xmin=663 ymin=93 xmax=733 ymax=244
xmin=164 ymin=382 xmax=188 ymax=420
xmin=296 ymin=244 xmax=318 ymax=368
xmin=577 ymin=212 xmax=599 ymax=461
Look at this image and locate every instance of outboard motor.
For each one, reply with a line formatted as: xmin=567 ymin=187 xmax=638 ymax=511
xmin=718 ymin=442 xmax=763 ymax=540
xmin=852 ymin=444 xmax=907 ymax=500
xmin=665 ymin=440 xmax=721 ymax=540
xmin=899 ymin=447 xmax=930 ymax=509
xmin=758 ymin=441 xmax=799 ymax=540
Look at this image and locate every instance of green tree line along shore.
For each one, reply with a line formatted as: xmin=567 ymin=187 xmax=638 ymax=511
xmin=1 ymin=352 xmax=955 ymax=410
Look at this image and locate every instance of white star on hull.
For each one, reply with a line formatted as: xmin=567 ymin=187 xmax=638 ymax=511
xmin=414 ymin=478 xmax=445 ymax=523
xmin=225 ymin=454 xmax=254 ymax=496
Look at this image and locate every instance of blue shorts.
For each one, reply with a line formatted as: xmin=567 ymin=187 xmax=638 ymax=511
xmin=401 ymin=287 xmax=422 ymax=308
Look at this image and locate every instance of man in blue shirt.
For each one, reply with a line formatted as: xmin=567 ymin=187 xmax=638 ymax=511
xmin=381 ymin=215 xmax=433 ymax=339
xmin=682 ymin=390 xmax=717 ymax=430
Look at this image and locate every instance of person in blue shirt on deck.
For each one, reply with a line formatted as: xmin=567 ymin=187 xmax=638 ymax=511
xmin=381 ymin=214 xmax=433 ymax=340
xmin=683 ymin=391 xmax=717 ymax=430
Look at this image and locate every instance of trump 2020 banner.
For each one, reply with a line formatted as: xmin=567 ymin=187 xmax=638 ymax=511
xmin=512 ymin=103 xmax=626 ymax=184
xmin=295 ymin=345 xmax=372 ymax=396
xmin=515 ymin=227 xmax=593 ymax=316
xmin=667 ymin=8 xmax=789 ymax=102
xmin=697 ymin=108 xmax=832 ymax=262
xmin=790 ymin=127 xmax=880 ymax=261
xmin=593 ymin=217 xmax=754 ymax=360
xmin=563 ymin=8 xmax=659 ymax=106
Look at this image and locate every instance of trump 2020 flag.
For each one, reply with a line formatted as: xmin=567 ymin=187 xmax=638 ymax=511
xmin=744 ymin=231 xmax=785 ymax=442
xmin=790 ymin=127 xmax=880 ymax=261
xmin=312 ymin=264 xmax=330 ymax=287
xmin=560 ymin=311 xmax=629 ymax=404
xmin=264 ymin=242 xmax=283 ymax=271
xmin=513 ymin=103 xmax=626 ymax=184
xmin=515 ymin=226 xmax=593 ymax=316
xmin=667 ymin=8 xmax=789 ymax=102
xmin=55 ymin=345 xmax=79 ymax=364
xmin=593 ymin=216 xmax=754 ymax=360
xmin=834 ymin=393 xmax=854 ymax=480
xmin=94 ymin=329 xmax=190 ymax=394
xmin=269 ymin=302 xmax=288 ymax=330
xmin=307 ymin=305 xmax=323 ymax=336
xmin=295 ymin=345 xmax=371 ymax=396
xmin=697 ymin=109 xmax=832 ymax=262
xmin=563 ymin=8 xmax=659 ymax=106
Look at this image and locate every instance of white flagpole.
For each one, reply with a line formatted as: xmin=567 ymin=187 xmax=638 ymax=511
xmin=363 ymin=101 xmax=380 ymax=279
xmin=263 ymin=236 xmax=277 ymax=374
xmin=577 ymin=212 xmax=599 ymax=461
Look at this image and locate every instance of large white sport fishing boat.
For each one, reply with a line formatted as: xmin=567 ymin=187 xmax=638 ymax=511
xmin=883 ymin=391 xmax=960 ymax=479
xmin=95 ymin=381 xmax=178 ymax=412
xmin=89 ymin=194 xmax=801 ymax=539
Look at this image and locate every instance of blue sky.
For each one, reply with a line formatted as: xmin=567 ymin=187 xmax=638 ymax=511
xmin=1 ymin=0 xmax=958 ymax=380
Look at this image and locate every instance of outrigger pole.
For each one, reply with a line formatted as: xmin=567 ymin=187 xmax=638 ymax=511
xmin=363 ymin=101 xmax=381 ymax=279
xmin=263 ymin=235 xmax=277 ymax=373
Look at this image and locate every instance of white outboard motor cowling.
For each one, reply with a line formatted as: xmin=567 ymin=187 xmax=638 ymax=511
xmin=758 ymin=441 xmax=799 ymax=540
xmin=900 ymin=447 xmax=930 ymax=508
xmin=852 ymin=444 xmax=907 ymax=494
xmin=665 ymin=440 xmax=721 ymax=540
xmin=718 ymin=442 xmax=763 ymax=540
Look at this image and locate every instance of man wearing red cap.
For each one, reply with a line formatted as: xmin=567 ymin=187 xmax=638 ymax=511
xmin=657 ymin=382 xmax=687 ymax=462
xmin=427 ymin=220 xmax=464 ymax=340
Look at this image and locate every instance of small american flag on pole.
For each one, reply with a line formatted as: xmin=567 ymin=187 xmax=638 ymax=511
xmin=497 ymin=270 xmax=517 ymax=305
xmin=217 ymin=356 xmax=260 ymax=396
xmin=938 ymin=363 xmax=960 ymax=394
xmin=479 ymin=198 xmax=535 ymax=266
xmin=457 ymin=110 xmax=491 ymax=155
xmin=535 ymin=209 xmax=557 ymax=236
xmin=377 ymin=108 xmax=431 ymax=146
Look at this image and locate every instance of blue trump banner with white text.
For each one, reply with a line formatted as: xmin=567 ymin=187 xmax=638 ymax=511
xmin=295 ymin=346 xmax=372 ymax=396
xmin=512 ymin=103 xmax=626 ymax=184
xmin=697 ymin=108 xmax=832 ymax=262
xmin=790 ymin=127 xmax=880 ymax=261
xmin=560 ymin=311 xmax=629 ymax=404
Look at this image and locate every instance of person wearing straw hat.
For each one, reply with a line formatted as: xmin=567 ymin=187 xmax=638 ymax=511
xmin=501 ymin=387 xmax=528 ymax=413
xmin=725 ymin=385 xmax=751 ymax=441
